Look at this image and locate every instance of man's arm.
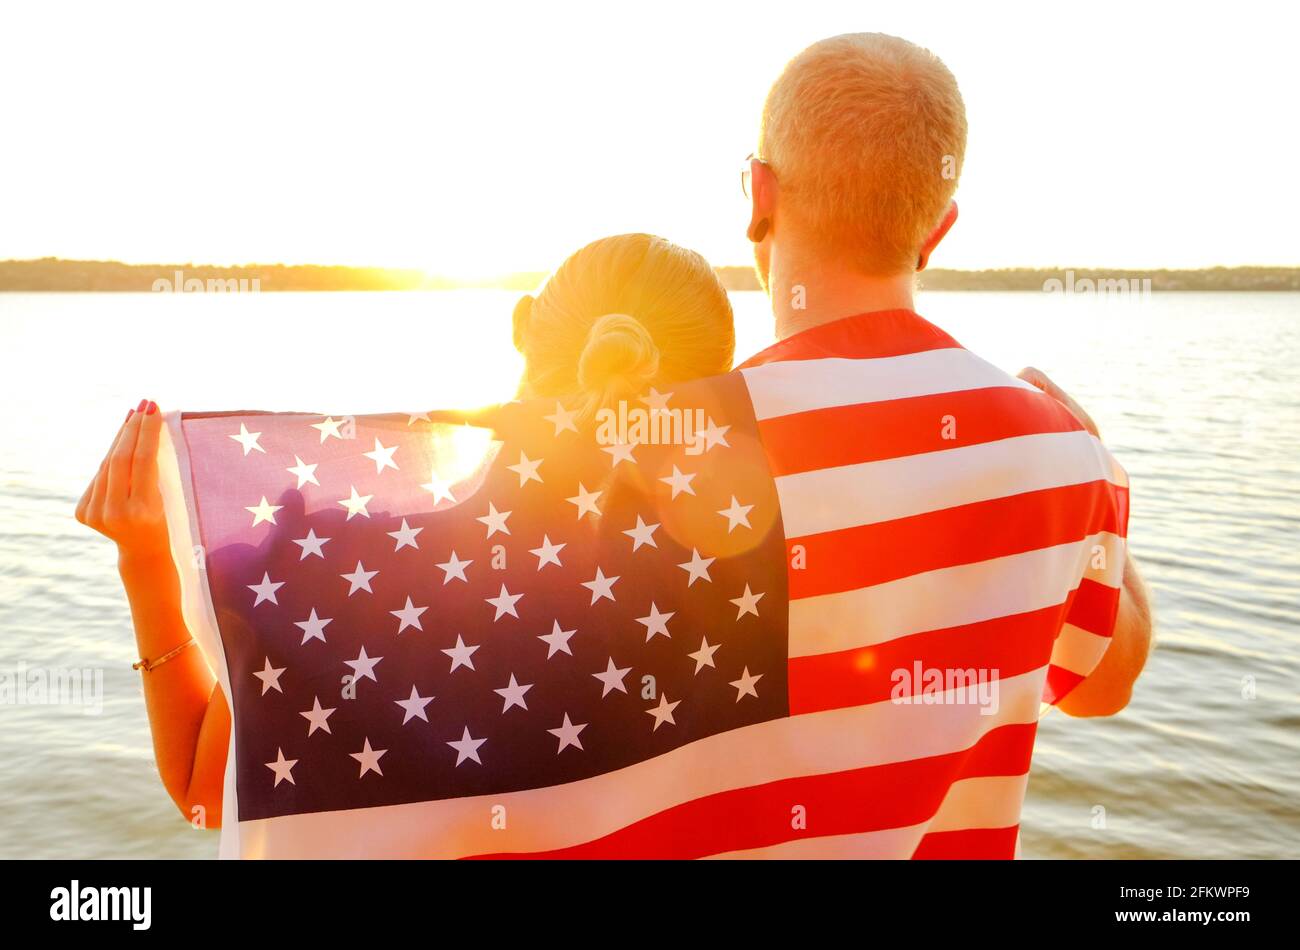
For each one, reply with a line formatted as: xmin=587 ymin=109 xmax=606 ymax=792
xmin=1057 ymin=552 xmax=1152 ymax=717
xmin=1017 ymin=367 xmax=1155 ymax=717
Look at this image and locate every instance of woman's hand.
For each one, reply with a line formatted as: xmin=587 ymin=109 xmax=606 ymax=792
xmin=1017 ymin=366 xmax=1100 ymax=440
xmin=76 ymin=399 xmax=230 ymax=822
xmin=75 ymin=400 xmax=169 ymax=560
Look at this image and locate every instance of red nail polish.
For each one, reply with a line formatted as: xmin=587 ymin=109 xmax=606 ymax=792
xmin=146 ymin=401 xmax=158 ymax=415
xmin=136 ymin=399 xmax=148 ymax=412
xmin=126 ymin=409 xmax=133 ymax=422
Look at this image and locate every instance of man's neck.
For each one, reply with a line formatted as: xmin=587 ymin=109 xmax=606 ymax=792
xmin=768 ymin=247 xmax=917 ymax=341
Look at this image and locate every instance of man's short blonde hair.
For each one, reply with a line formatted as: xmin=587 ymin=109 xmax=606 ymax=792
xmin=759 ymin=33 xmax=966 ymax=275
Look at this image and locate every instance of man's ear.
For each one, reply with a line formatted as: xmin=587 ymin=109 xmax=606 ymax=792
xmin=511 ymin=294 xmax=534 ymax=352
xmin=747 ymin=161 xmax=777 ymax=244
xmin=917 ymin=201 xmax=958 ymax=271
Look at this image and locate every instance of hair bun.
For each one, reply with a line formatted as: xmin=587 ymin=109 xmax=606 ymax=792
xmin=576 ymin=314 xmax=661 ymax=412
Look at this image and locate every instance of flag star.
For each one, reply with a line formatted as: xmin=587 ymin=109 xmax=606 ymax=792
xmin=636 ymin=602 xmax=675 ymax=641
xmin=678 ymin=548 xmax=715 ymax=586
xmin=529 ymin=535 xmax=565 ymax=570
xmin=387 ymin=518 xmax=423 ymax=551
xmin=338 ymin=485 xmax=373 ymax=520
xmin=300 ymin=696 xmax=336 ymax=736
xmin=294 ymin=608 xmax=332 ymax=645
xmin=292 ymin=528 xmax=330 ymax=560
xmin=485 ymin=583 xmax=523 ymax=621
xmin=566 ymin=482 xmax=603 ymax=519
xmin=248 ymin=572 xmax=284 ymax=607
xmin=286 ymin=455 xmax=319 ymax=489
xmin=688 ymin=636 xmax=721 ymax=674
xmin=350 ymin=738 xmax=387 ymax=777
xmin=730 ymin=666 xmax=764 ymax=701
xmin=311 ymin=416 xmax=345 ymax=443
xmin=390 ymin=596 xmax=428 ymax=633
xmin=646 ymin=693 xmax=680 ymax=731
xmin=494 ymin=674 xmax=534 ymax=713
xmin=717 ymin=495 xmax=754 ymax=533
xmin=447 ymin=727 xmax=487 ymax=766
xmin=341 ymin=560 xmax=378 ymax=595
xmin=442 ymin=634 xmax=479 ymax=672
xmin=581 ymin=567 xmax=620 ymax=604
xmin=730 ymin=584 xmax=765 ymax=619
xmin=265 ymin=748 xmax=297 ymax=787
xmin=701 ymin=417 xmax=731 ymax=451
xmin=539 ymin=620 xmax=577 ymax=658
xmin=592 ymin=657 xmax=632 ymax=697
xmin=363 ymin=437 xmax=400 ymax=474
xmin=640 ymin=387 xmax=674 ymax=413
xmin=602 ymin=441 xmax=638 ymax=466
xmin=623 ymin=515 xmax=660 ymax=551
xmin=395 ymin=685 xmax=435 ymax=724
xmin=344 ymin=646 xmax=383 ymax=684
xmin=245 ymin=496 xmax=283 ymax=527
xmin=436 ymin=550 xmax=472 ymax=584
xmin=659 ymin=464 xmax=697 ymax=499
xmin=253 ymin=657 xmax=285 ymax=695
xmin=229 ymin=422 xmax=265 ymax=456
xmin=476 ymin=502 xmax=512 ymax=538
xmin=548 ymin=713 xmax=588 ymax=753
xmin=407 ymin=411 xmax=431 ymax=425
xmin=543 ymin=400 xmax=579 ymax=436
xmin=506 ymin=450 xmax=544 ymax=487
xmin=420 ymin=473 xmax=457 ymax=505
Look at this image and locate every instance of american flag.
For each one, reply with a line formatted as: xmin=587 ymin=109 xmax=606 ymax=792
xmin=161 ymin=309 xmax=1128 ymax=859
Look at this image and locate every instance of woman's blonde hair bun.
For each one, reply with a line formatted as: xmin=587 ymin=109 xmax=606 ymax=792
xmin=576 ymin=313 xmax=661 ymax=418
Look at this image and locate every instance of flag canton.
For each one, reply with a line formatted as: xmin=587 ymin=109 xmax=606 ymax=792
xmin=185 ymin=372 xmax=789 ymax=821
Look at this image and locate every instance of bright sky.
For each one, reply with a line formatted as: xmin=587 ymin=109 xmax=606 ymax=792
xmin=2 ymin=0 xmax=1296 ymax=273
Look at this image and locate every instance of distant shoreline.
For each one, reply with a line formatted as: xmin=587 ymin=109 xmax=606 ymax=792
xmin=1 ymin=259 xmax=1298 ymax=293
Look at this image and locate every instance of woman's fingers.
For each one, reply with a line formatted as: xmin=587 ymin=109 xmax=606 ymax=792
xmin=78 ymin=407 xmax=135 ymax=527
xmin=1017 ymin=367 xmax=1099 ymax=439
xmin=1017 ymin=366 xmax=1063 ymax=399
xmin=106 ymin=402 xmax=146 ymax=505
xmin=131 ymin=402 xmax=163 ymax=500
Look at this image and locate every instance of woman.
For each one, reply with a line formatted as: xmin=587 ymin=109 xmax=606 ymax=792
xmin=75 ymin=233 xmax=738 ymax=827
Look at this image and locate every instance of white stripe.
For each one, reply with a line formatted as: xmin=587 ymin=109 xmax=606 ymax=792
xmin=777 ymin=430 xmax=1125 ymax=539
xmin=1049 ymin=622 xmax=1112 ymax=677
xmin=740 ymin=348 xmax=1037 ymax=420
xmin=928 ymin=773 xmax=1029 ymax=833
xmin=231 ymin=667 xmax=1048 ymax=858
xmin=706 ymin=823 xmax=928 ymax=859
xmin=159 ymin=413 xmax=244 ymax=860
xmin=790 ymin=532 xmax=1125 ymax=658
xmin=707 ymin=774 xmax=1028 ymax=859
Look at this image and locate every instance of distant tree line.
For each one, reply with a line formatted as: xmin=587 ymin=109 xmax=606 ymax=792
xmin=1 ymin=258 xmax=1296 ymax=293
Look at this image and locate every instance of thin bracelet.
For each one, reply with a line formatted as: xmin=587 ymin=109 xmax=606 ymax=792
xmin=133 ymin=639 xmax=197 ymax=673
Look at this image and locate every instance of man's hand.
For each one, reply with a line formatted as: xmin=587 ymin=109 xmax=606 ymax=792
xmin=75 ymin=400 xmax=169 ymax=561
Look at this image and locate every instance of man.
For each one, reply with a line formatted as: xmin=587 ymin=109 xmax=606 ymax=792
xmin=737 ymin=33 xmax=1152 ymax=856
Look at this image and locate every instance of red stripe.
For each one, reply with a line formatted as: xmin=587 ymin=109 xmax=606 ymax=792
xmin=913 ymin=825 xmax=1019 ymax=859
xmin=1042 ymin=665 xmax=1086 ymax=706
xmin=1067 ymin=577 xmax=1121 ymax=637
xmin=738 ymin=309 xmax=958 ymax=368
xmin=788 ymin=603 xmax=1060 ymax=716
xmin=758 ymin=386 xmax=1084 ymax=477
xmin=788 ymin=479 xmax=1128 ymax=601
xmin=468 ymin=722 xmax=1036 ymax=860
